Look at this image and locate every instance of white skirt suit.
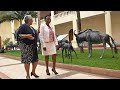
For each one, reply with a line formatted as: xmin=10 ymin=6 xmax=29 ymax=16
xmin=39 ymin=24 xmax=58 ymax=56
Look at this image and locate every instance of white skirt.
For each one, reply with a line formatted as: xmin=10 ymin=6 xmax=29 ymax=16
xmin=41 ymin=42 xmax=57 ymax=56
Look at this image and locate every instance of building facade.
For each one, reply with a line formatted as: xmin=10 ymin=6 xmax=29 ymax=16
xmin=0 ymin=11 xmax=120 ymax=48
xmin=0 ymin=18 xmax=38 ymax=47
xmin=49 ymin=11 xmax=120 ymax=48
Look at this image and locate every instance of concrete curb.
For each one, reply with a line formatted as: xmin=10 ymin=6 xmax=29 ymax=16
xmin=0 ymin=54 xmax=120 ymax=78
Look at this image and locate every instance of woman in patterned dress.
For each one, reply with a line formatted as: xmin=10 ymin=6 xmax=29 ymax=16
xmin=39 ymin=15 xmax=58 ymax=75
xmin=17 ymin=15 xmax=39 ymax=79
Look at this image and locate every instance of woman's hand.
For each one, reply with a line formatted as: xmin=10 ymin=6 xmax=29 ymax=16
xmin=43 ymin=47 xmax=46 ymax=51
xmin=27 ymin=34 xmax=34 ymax=40
xmin=56 ymin=45 xmax=58 ymax=48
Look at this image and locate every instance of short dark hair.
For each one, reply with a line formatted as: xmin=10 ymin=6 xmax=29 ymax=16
xmin=44 ymin=14 xmax=51 ymax=20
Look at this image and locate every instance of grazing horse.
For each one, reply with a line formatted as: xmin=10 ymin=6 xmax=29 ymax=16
xmin=74 ymin=29 xmax=117 ymax=59
xmin=57 ymin=39 xmax=77 ymax=63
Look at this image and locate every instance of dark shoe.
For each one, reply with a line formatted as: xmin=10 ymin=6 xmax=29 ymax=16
xmin=31 ymin=72 xmax=39 ymax=78
xmin=26 ymin=76 xmax=30 ymax=79
xmin=52 ymin=69 xmax=58 ymax=75
xmin=46 ymin=70 xmax=50 ymax=75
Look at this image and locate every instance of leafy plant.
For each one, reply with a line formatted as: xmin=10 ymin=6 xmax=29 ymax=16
xmin=3 ymin=38 xmax=11 ymax=47
xmin=0 ymin=11 xmax=37 ymax=25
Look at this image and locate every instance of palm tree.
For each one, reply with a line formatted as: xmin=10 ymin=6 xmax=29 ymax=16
xmin=37 ymin=11 xmax=41 ymax=51
xmin=0 ymin=11 xmax=15 ymax=23
xmin=76 ymin=11 xmax=81 ymax=32
xmin=76 ymin=11 xmax=84 ymax=53
xmin=0 ymin=11 xmax=37 ymax=41
xmin=0 ymin=36 xmax=1 ymax=48
xmin=37 ymin=11 xmax=41 ymax=33
xmin=0 ymin=11 xmax=37 ymax=25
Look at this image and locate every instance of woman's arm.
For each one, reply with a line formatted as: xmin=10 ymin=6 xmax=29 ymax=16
xmin=39 ymin=25 xmax=46 ymax=47
xmin=17 ymin=24 xmax=34 ymax=40
xmin=19 ymin=34 xmax=34 ymax=40
xmin=53 ymin=29 xmax=58 ymax=46
xmin=54 ymin=33 xmax=58 ymax=46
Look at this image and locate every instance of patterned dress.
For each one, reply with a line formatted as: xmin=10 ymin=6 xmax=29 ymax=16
xmin=17 ymin=24 xmax=38 ymax=64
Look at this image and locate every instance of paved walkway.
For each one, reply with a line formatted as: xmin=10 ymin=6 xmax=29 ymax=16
xmin=0 ymin=56 xmax=115 ymax=79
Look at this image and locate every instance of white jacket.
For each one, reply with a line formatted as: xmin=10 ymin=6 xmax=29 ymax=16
xmin=39 ymin=24 xmax=58 ymax=47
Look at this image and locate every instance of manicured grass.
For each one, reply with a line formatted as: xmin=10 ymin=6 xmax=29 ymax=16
xmin=0 ymin=49 xmax=120 ymax=70
xmin=0 ymin=50 xmax=21 ymax=57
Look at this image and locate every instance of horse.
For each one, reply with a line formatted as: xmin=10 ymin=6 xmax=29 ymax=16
xmin=57 ymin=39 xmax=77 ymax=63
xmin=74 ymin=29 xmax=118 ymax=59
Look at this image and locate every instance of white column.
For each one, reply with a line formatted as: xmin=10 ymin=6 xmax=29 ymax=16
xmin=11 ymin=20 xmax=15 ymax=44
xmin=72 ymin=19 xmax=78 ymax=48
xmin=51 ymin=11 xmax=54 ymax=23
xmin=51 ymin=11 xmax=56 ymax=32
xmin=36 ymin=18 xmax=38 ymax=28
xmin=105 ymin=11 xmax=112 ymax=47
xmin=105 ymin=11 xmax=112 ymax=36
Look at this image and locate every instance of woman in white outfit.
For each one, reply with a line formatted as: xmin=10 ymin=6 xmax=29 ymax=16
xmin=39 ymin=15 xmax=58 ymax=75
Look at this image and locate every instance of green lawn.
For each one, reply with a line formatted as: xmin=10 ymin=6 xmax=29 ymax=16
xmin=0 ymin=49 xmax=120 ymax=70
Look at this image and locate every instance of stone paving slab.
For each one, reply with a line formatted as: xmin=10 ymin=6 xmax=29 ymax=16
xmin=63 ymin=72 xmax=112 ymax=79
xmin=1 ymin=55 xmax=120 ymax=78
xmin=0 ymin=56 xmax=116 ymax=79
xmin=0 ymin=72 xmax=11 ymax=79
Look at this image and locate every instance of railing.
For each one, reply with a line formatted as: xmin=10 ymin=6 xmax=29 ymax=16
xmin=80 ymin=11 xmax=105 ymax=18
xmin=35 ymin=11 xmax=75 ymax=26
xmin=40 ymin=11 xmax=105 ymax=25
xmin=53 ymin=11 xmax=76 ymax=19
xmin=53 ymin=11 xmax=105 ymax=19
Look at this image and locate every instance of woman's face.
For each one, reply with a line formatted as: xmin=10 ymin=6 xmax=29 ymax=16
xmin=28 ymin=18 xmax=33 ymax=25
xmin=45 ymin=16 xmax=51 ymax=24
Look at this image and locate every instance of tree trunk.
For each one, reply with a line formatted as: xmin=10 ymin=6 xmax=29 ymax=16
xmin=76 ymin=11 xmax=84 ymax=53
xmin=37 ymin=11 xmax=41 ymax=33
xmin=0 ymin=36 xmax=1 ymax=48
xmin=76 ymin=11 xmax=81 ymax=32
xmin=37 ymin=11 xmax=41 ymax=52
xmin=20 ymin=19 xmax=22 ymax=25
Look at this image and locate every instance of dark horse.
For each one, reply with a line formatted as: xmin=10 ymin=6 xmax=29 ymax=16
xmin=57 ymin=39 xmax=77 ymax=63
xmin=74 ymin=29 xmax=118 ymax=59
